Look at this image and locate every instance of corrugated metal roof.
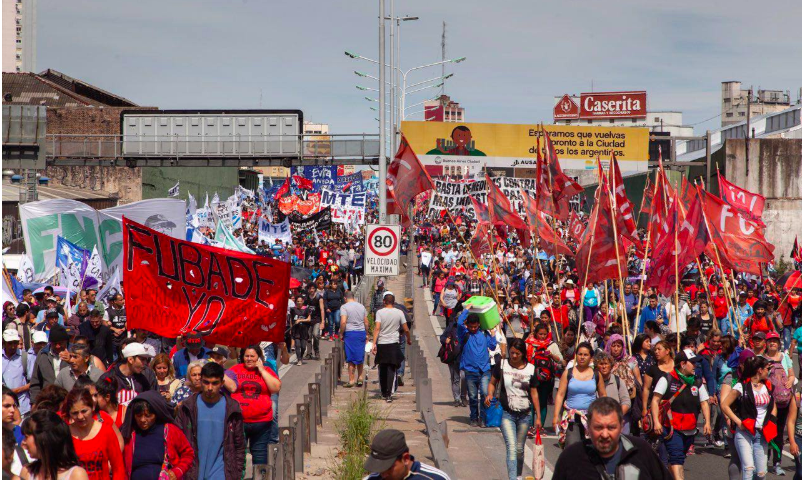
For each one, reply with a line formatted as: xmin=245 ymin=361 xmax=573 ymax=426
xmin=2 ymin=181 xmax=117 ymax=202
xmin=2 ymin=72 xmax=100 ymax=107
xmin=38 ymin=69 xmax=138 ymax=107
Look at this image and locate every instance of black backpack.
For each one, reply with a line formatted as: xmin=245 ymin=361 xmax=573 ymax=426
xmin=438 ymin=329 xmax=462 ymax=364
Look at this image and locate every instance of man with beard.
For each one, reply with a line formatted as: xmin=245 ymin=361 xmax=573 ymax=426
xmin=553 ymin=397 xmax=671 ymax=479
xmin=78 ymin=309 xmax=114 ymax=365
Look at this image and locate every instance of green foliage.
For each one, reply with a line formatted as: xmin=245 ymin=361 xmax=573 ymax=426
xmin=328 ymin=395 xmax=386 ymax=480
xmin=775 ymin=257 xmax=791 ymax=276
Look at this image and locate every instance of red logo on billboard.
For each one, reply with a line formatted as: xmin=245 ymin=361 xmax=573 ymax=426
xmin=579 ymin=91 xmax=646 ymax=119
xmin=553 ymin=94 xmax=580 ymax=120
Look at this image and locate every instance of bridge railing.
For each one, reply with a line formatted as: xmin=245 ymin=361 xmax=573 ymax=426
xmin=45 ymin=133 xmax=380 ymax=160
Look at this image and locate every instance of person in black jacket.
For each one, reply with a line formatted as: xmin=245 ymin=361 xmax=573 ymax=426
xmin=439 ymin=319 xmax=466 ymax=407
xmin=98 ymin=341 xmax=156 ymax=406
xmin=553 ymin=397 xmax=671 ymax=480
xmin=77 ymin=310 xmax=114 ymax=365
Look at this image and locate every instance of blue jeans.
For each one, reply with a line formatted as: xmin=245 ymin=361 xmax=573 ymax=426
xmin=396 ymin=340 xmax=406 ymax=377
xmin=432 ymin=292 xmax=441 ymax=314
xmin=464 ymin=370 xmax=490 ymax=422
xmin=794 ymin=434 xmax=802 ymax=480
xmin=734 ymin=428 xmax=768 ymax=480
xmin=783 ymin=325 xmax=793 ymax=351
xmin=269 ymin=392 xmax=279 ymax=444
xmin=662 ymin=427 xmax=694 ymax=466
xmin=500 ymin=410 xmax=532 ymax=480
xmin=326 ymin=309 xmax=340 ymax=336
xmin=244 ymin=421 xmax=273 ymax=464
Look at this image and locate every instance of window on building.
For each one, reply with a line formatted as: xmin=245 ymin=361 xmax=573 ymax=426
xmin=587 ymin=120 xmax=592 ymax=124
xmin=739 ymin=112 xmax=745 ymax=116
xmin=724 ymin=98 xmax=731 ymax=103
xmin=631 ymin=119 xmax=637 ymax=124
xmin=565 ymin=120 xmax=571 ymax=125
xmin=654 ymin=117 xmax=660 ymax=122
xmin=726 ymin=112 xmax=733 ymax=117
xmin=609 ymin=119 xmax=614 ymax=124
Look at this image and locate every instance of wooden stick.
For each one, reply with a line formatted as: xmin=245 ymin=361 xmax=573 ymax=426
xmin=674 ymin=178 xmax=681 ymax=346
xmin=605 ymin=166 xmax=632 ymax=355
xmin=635 ymin=169 xmax=661 ymax=333
xmin=577 ymin=193 xmax=602 ymax=348
xmin=534 ymin=235 xmax=562 ymax=342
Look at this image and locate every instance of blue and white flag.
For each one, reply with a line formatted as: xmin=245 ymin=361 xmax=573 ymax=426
xmin=83 ymin=246 xmax=102 ymax=289
xmin=214 ymin=222 xmax=254 ymax=254
xmin=97 ymin=268 xmax=121 ymax=304
xmin=168 ymin=181 xmax=180 ymax=198
xmin=56 ymin=236 xmax=89 ymax=284
xmin=16 ymin=255 xmax=34 ymax=283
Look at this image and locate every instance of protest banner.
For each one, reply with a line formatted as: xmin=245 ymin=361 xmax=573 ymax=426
xmin=20 ymin=198 xmax=185 ymax=282
xmin=278 ymin=193 xmax=321 ymax=216
xmin=56 ymin=236 xmax=88 ymax=292
xmin=214 ymin=222 xmax=254 ymax=254
xmin=289 ymin=207 xmax=332 ymax=232
xmin=258 ymin=218 xmax=293 ymax=245
xmin=425 ymin=177 xmax=534 ymax=220
xmin=320 ymin=189 xmax=367 ymax=225
xmin=122 ymin=217 xmax=290 ymax=346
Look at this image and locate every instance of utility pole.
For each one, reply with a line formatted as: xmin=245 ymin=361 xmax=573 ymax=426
xmin=745 ymin=86 xmax=751 ymax=176
xmin=441 ymin=22 xmax=446 ymax=96
xmin=389 ymin=0 xmax=396 ymax=158
xmin=378 ymin=0 xmax=387 ymax=222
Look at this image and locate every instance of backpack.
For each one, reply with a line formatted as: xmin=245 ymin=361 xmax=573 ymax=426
xmin=768 ymin=360 xmax=792 ymax=407
xmin=527 ymin=341 xmax=556 ymax=383
xmin=438 ymin=329 xmax=462 ymax=364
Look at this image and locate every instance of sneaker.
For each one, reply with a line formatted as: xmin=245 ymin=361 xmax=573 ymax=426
xmin=296 ymin=360 xmax=303 ymax=366
xmin=774 ymin=464 xmax=785 ymax=476
xmin=527 ymin=427 xmax=537 ymax=438
xmin=397 ymin=376 xmax=405 ymax=387
xmin=453 ymin=400 xmax=461 ymax=407
xmin=385 ymin=396 xmax=393 ymax=403
xmin=713 ymin=439 xmax=724 ymax=448
xmin=686 ymin=445 xmax=696 ymax=456
xmin=460 ymin=399 xmax=467 ymax=407
xmin=723 ymin=452 xmax=731 ymax=459
xmin=469 ymin=419 xmax=478 ymax=427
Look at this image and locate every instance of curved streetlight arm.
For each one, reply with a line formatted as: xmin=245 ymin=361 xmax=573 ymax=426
xmin=406 ymin=82 xmax=443 ymax=96
xmin=406 ymin=74 xmax=450 ymax=90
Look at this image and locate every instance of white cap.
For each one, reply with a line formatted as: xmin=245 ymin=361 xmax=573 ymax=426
xmin=383 ymin=291 xmax=394 ymax=297
xmin=2 ymin=329 xmax=20 ymax=342
xmin=31 ymin=331 xmax=48 ymax=344
xmin=122 ymin=342 xmax=151 ymax=358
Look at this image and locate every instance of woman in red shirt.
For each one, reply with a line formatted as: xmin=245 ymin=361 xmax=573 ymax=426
xmin=62 ymin=388 xmax=126 ymax=480
xmin=226 ymin=345 xmax=282 ymax=468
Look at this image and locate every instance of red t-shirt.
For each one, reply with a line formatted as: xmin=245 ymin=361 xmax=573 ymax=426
xmin=72 ymin=417 xmax=126 ymax=480
xmin=713 ymin=296 xmax=729 ymax=319
xmin=227 ymin=364 xmax=277 ymax=423
xmin=318 ymin=250 xmax=330 ymax=264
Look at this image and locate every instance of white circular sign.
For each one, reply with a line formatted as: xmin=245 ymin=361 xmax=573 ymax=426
xmin=368 ymin=226 xmax=398 ymax=257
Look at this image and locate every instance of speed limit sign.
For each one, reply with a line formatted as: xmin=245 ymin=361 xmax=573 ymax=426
xmin=365 ymin=224 xmax=401 ymax=276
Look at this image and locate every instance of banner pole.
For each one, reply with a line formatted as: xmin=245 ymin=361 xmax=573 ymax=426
xmin=635 ymin=168 xmax=661 ymax=334
xmin=674 ymin=178 xmax=681 ymax=347
xmin=606 ymin=162 xmax=632 ymax=356
xmin=577 ymin=177 xmax=603 ymax=348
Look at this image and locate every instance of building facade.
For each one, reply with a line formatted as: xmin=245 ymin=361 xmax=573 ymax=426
xmin=721 ymin=81 xmax=791 ymax=127
xmin=2 ymin=0 xmax=36 ymax=72
xmin=424 ymin=95 xmax=465 ymax=122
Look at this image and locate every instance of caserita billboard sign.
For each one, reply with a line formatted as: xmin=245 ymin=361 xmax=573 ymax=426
xmin=579 ymin=91 xmax=646 ymax=119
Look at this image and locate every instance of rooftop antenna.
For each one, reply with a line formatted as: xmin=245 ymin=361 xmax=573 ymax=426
xmin=441 ymin=21 xmax=446 ymax=96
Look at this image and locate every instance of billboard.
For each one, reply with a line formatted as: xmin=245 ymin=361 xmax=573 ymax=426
xmin=400 ymin=121 xmax=649 ymax=176
xmin=553 ymin=92 xmax=647 ymax=121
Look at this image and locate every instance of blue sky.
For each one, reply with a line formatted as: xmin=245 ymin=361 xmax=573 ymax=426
xmin=38 ymin=0 xmax=801 ymax=135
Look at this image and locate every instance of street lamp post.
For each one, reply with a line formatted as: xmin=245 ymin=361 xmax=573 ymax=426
xmin=400 ymin=57 xmax=465 ymax=130
xmin=378 ymin=0 xmax=386 ymax=222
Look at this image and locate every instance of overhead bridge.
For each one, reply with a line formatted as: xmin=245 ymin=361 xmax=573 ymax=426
xmin=43 ymin=133 xmax=381 ymax=167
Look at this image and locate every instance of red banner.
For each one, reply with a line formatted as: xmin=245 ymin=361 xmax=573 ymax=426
xmin=718 ymin=172 xmax=766 ymax=227
xmin=122 ymin=217 xmax=290 ymax=347
xmin=278 ymin=193 xmax=321 ymax=216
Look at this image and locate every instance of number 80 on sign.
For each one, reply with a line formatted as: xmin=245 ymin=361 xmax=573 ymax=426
xmin=365 ymin=224 xmax=401 ymax=276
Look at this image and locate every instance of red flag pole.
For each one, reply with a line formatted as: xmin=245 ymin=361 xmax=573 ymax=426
xmin=635 ymin=167 xmax=661 ymax=332
xmin=605 ymin=157 xmax=632 ymax=355
xmin=674 ymin=179 xmax=681 ymax=347
xmin=577 ymin=164 xmax=603 ymax=348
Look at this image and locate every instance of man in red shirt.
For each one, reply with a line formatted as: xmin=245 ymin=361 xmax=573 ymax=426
xmin=548 ymin=292 xmax=570 ymax=330
xmin=742 ymin=300 xmax=773 ymax=348
xmin=745 ymin=289 xmax=759 ymax=308
xmin=712 ymin=286 xmax=729 ymax=322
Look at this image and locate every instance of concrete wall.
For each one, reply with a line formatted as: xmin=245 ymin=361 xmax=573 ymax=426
xmin=141 ymin=167 xmax=239 ymax=203
xmin=45 ymin=107 xmax=149 ymax=204
xmin=724 ymin=138 xmax=802 ymax=258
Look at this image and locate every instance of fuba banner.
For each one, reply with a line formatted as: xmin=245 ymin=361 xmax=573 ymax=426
xmin=20 ymin=198 xmax=186 ymax=282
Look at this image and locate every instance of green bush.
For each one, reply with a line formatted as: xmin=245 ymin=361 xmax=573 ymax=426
xmin=329 ymin=395 xmax=386 ymax=480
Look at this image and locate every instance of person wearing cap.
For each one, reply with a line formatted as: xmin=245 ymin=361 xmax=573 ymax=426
xmin=33 ymin=310 xmax=62 ymax=338
xmin=762 ymin=330 xmax=796 ymax=475
xmin=750 ymin=331 xmax=767 ymax=356
xmin=561 ymin=279 xmax=580 ymax=307
xmin=34 ymin=297 xmax=64 ymax=326
xmin=28 ymin=324 xmax=70 ymax=404
xmin=650 ymin=349 xmax=712 ymax=478
xmin=208 ymin=345 xmax=231 ymax=367
xmin=98 ymin=342 xmax=156 ymax=407
xmin=2 ymin=329 xmax=31 ymax=415
xmin=363 ymin=429 xmax=450 ymax=480
xmin=742 ymin=300 xmax=774 ymax=347
xmin=173 ymin=332 xmax=211 ymax=378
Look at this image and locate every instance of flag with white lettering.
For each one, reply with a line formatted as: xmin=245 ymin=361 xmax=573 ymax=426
xmin=168 ymin=181 xmax=180 ymax=198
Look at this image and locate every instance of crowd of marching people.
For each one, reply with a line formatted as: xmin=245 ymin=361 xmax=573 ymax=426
xmin=419 ymin=213 xmax=802 ymax=480
xmin=0 ymin=194 xmax=374 ymax=479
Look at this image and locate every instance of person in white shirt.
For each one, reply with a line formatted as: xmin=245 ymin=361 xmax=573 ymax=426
xmin=420 ymin=248 xmax=433 ymax=286
xmin=664 ymin=294 xmax=692 ymax=334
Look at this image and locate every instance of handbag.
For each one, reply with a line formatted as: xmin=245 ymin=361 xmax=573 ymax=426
xmin=642 ymin=382 xmax=687 ymax=435
xmin=484 ymin=398 xmax=503 ymax=428
xmin=158 ymin=427 xmax=172 ymax=480
xmin=532 ymin=430 xmax=545 ymax=479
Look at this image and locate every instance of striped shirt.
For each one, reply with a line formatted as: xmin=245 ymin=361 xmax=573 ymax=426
xmin=364 ymin=458 xmax=451 ymax=480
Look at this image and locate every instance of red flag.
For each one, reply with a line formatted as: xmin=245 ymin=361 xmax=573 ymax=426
xmin=792 ymin=236 xmax=802 ymax=263
xmin=341 ymin=181 xmax=353 ymax=193
xmin=292 ymin=175 xmax=314 ymax=191
xmin=534 ymin=139 xmax=560 ymax=217
xmin=386 ymin=188 xmax=411 ymax=228
xmin=701 ymin=189 xmax=774 ymax=275
xmin=568 ymin=210 xmax=585 ymax=240
xmin=486 ymin=174 xmax=528 ymax=231
xmin=388 ymin=135 xmax=435 ymax=213
xmin=470 ymin=196 xmax=490 ymax=223
xmin=640 ymin=176 xmax=654 ymax=214
xmin=576 ymin=184 xmax=628 ymax=285
xmin=680 ymin=176 xmax=697 ymax=208
xmin=647 ymin=194 xmax=710 ymax=296
xmin=608 ymin=154 xmax=640 ymax=245
xmin=542 ymin=125 xmax=583 ymax=219
xmin=521 ymin=189 xmax=574 ymax=257
xmin=273 ymin=177 xmax=290 ymax=200
xmin=122 ymin=217 xmax=290 ymax=347
xmin=718 ymin=171 xmax=766 ymax=227
xmin=470 ymin=222 xmax=495 ymax=259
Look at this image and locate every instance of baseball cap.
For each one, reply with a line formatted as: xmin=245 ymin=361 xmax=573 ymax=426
xmin=122 ymin=343 xmax=151 ymax=359
xmin=364 ymin=429 xmax=408 ymax=473
xmin=382 ymin=291 xmax=394 ymax=298
xmin=185 ymin=332 xmax=204 ymax=346
xmin=765 ymin=331 xmax=781 ymax=342
xmin=674 ymin=350 xmax=702 ymax=365
xmin=46 ymin=296 xmax=58 ymax=303
xmin=210 ymin=345 xmax=230 ymax=358
xmin=32 ymin=331 xmax=48 ymax=344
xmin=2 ymin=329 xmax=20 ymax=342
xmin=752 ymin=331 xmax=767 ymax=340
